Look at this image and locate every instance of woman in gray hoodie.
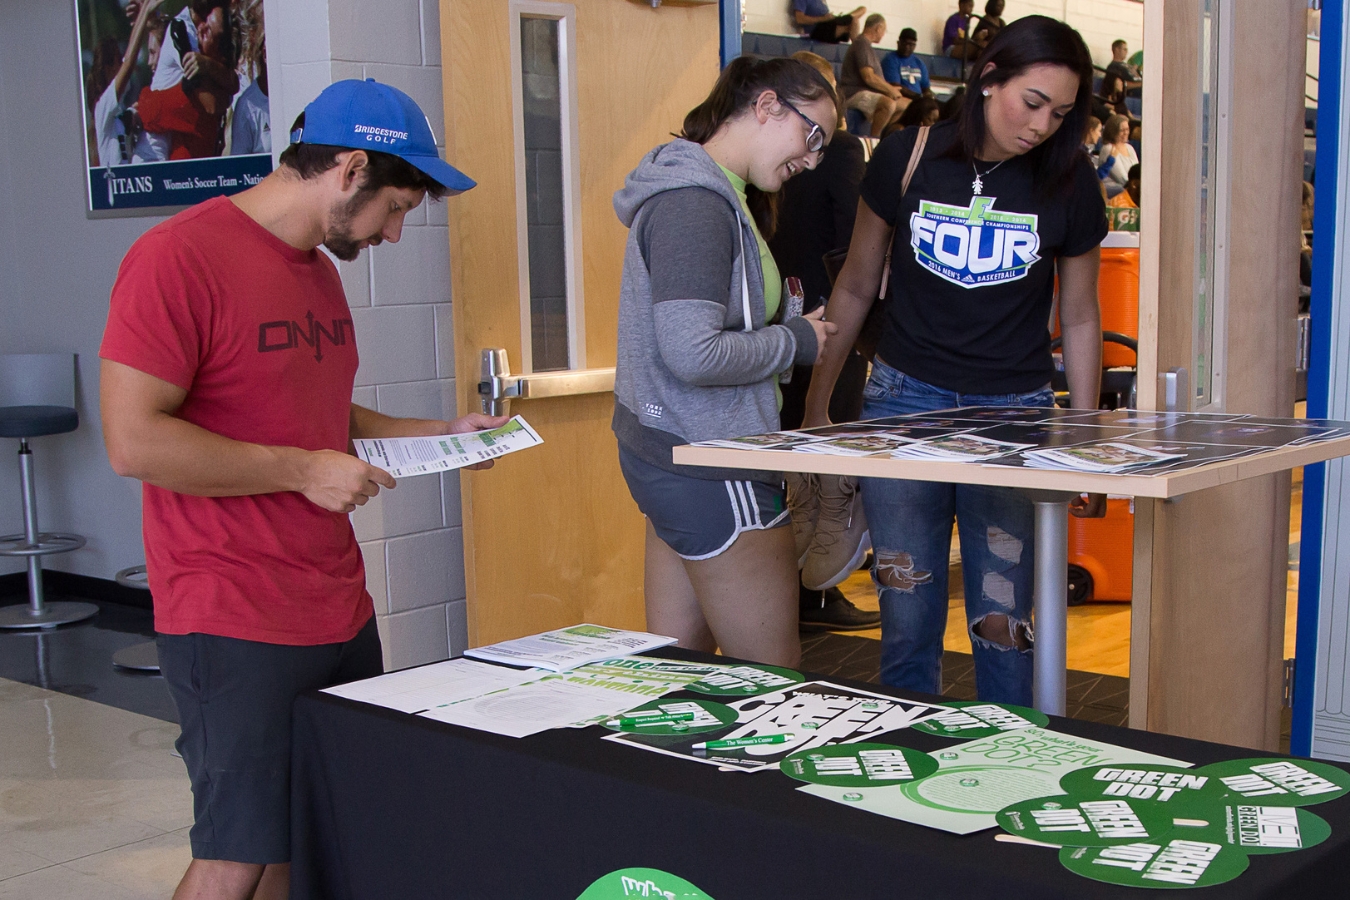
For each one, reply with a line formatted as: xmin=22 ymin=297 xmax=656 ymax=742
xmin=612 ymin=58 xmax=837 ymax=667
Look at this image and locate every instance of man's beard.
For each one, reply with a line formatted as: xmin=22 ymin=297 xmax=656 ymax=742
xmin=323 ymin=191 xmax=379 ymax=261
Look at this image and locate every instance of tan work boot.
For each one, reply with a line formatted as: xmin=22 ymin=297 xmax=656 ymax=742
xmin=801 ymin=474 xmax=870 ymax=590
xmin=786 ymin=471 xmax=820 ymax=569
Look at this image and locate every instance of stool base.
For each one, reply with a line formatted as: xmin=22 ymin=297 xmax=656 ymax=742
xmin=112 ymin=640 xmax=160 ymax=672
xmin=0 ymin=600 xmax=99 ymax=630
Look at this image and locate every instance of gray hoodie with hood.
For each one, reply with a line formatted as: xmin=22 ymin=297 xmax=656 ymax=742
xmin=612 ymin=139 xmax=818 ymax=483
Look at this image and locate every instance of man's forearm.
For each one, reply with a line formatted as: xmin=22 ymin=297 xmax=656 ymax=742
xmin=107 ymin=409 xmax=311 ymax=498
xmin=862 ymin=69 xmax=895 ymax=96
xmin=349 ymin=403 xmax=449 ymax=440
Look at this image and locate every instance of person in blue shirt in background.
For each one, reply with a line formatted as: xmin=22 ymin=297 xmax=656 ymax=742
xmin=791 ymin=0 xmax=867 ymax=43
xmin=882 ymin=28 xmax=933 ymax=104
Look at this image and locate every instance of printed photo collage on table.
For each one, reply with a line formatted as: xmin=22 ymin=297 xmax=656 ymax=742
xmin=693 ymin=408 xmax=1350 ymax=477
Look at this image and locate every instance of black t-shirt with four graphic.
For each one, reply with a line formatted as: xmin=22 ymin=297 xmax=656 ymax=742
xmin=860 ymin=120 xmax=1108 ymax=394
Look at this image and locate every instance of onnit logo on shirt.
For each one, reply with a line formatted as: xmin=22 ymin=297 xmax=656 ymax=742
xmin=258 ymin=312 xmax=354 ymax=362
xmin=909 ymin=196 xmax=1040 ymax=289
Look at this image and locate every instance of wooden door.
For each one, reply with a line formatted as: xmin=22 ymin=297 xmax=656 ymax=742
xmin=440 ymin=0 xmax=720 ymax=646
xmin=1130 ymin=0 xmax=1305 ymax=749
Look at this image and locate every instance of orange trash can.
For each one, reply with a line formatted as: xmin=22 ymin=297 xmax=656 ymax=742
xmin=1068 ymin=497 xmax=1134 ymax=602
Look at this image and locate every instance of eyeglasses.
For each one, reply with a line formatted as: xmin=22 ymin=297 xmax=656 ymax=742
xmin=779 ymin=97 xmax=826 ymax=154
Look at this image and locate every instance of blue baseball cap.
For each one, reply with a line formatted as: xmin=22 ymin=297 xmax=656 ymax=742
xmin=291 ymin=78 xmax=476 ymax=195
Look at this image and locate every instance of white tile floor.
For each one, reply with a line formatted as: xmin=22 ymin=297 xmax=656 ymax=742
xmin=0 ymin=676 xmax=191 ymax=899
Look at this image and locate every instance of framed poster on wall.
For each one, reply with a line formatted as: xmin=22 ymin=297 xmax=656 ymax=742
xmin=74 ymin=0 xmax=272 ymax=215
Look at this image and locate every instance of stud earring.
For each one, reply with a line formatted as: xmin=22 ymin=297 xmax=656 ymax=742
xmin=982 ymin=89 xmax=991 ymax=97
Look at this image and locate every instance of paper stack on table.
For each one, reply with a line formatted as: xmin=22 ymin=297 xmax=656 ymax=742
xmin=352 ymin=415 xmax=542 ymax=478
xmin=1022 ymin=442 xmax=1186 ymax=473
xmin=464 ymin=624 xmax=678 ymax=672
xmin=891 ymin=433 xmax=1034 ymax=461
xmin=320 ymin=657 xmax=543 ymax=714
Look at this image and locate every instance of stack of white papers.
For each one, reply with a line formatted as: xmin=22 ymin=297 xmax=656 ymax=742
xmin=1022 ymin=442 xmax=1185 ymax=473
xmin=892 ymin=434 xmax=1033 ymax=461
xmin=793 ymin=434 xmax=917 ymax=456
xmin=320 ymin=658 xmax=543 ymax=713
xmin=464 ymin=624 xmax=678 ymax=672
xmin=352 ymin=415 xmax=543 ymax=478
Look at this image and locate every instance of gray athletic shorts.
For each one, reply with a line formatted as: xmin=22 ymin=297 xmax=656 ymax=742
xmin=158 ymin=616 xmax=383 ymax=864
xmin=619 ymin=446 xmax=788 ymax=560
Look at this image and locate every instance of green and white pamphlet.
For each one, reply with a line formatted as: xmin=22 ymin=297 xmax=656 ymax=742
xmin=1060 ymin=840 xmax=1249 ymax=889
xmin=797 ymin=727 xmax=1187 ymax=834
xmin=575 ymin=868 xmax=716 ymax=900
xmin=686 ymin=664 xmax=804 ymax=697
xmin=463 ymin=625 xmax=678 ymax=672
xmin=603 ymin=681 xmax=948 ymax=772
xmin=352 ymin=415 xmax=543 ymax=478
xmin=910 ymin=701 xmax=1048 ymax=739
xmin=418 ymin=656 xmax=712 ymax=738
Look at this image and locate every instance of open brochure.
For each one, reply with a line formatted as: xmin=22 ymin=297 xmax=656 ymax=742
xmin=1022 ymin=442 xmax=1186 ymax=473
xmin=892 ymin=433 xmax=1034 ymax=462
xmin=352 ymin=415 xmax=542 ymax=478
xmin=463 ymin=624 xmax=678 ymax=672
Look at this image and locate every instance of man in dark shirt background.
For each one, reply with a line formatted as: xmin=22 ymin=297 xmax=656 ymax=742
xmin=771 ymin=52 xmax=879 ymax=632
xmin=1106 ymin=39 xmax=1142 ymax=96
xmin=839 ymin=14 xmax=905 ymax=137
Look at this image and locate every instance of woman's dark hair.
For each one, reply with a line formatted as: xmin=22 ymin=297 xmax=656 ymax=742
xmin=898 ymin=97 xmax=940 ymax=129
xmin=86 ymin=37 xmax=122 ymax=110
xmin=680 ymin=56 xmax=836 ymax=239
xmin=939 ymin=86 xmax=965 ymax=121
xmin=948 ymin=15 xmax=1095 ymax=196
xmin=280 ymin=112 xmax=449 ymax=200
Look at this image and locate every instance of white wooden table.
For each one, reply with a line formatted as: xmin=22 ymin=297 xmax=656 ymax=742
xmin=673 ymin=407 xmax=1350 ymax=715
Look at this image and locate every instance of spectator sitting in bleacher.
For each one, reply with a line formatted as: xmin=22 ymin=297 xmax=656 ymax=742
xmin=1083 ymin=115 xmax=1103 ymax=165
xmin=791 ymin=0 xmax=867 ymax=43
xmin=1107 ymin=164 xmax=1140 ymax=209
xmin=1095 ymin=72 xmax=1132 ymax=121
xmin=1106 ymin=39 xmax=1142 ymax=95
xmin=938 ymin=86 xmax=965 ymax=120
xmin=840 ymin=14 xmax=905 ymax=137
xmin=1099 ymin=114 xmax=1138 ymax=199
xmin=882 ymin=28 xmax=933 ymax=103
xmin=970 ymin=0 xmax=1007 ymax=53
xmin=881 ymin=96 xmax=940 ymax=139
xmin=943 ymin=0 xmax=978 ymax=61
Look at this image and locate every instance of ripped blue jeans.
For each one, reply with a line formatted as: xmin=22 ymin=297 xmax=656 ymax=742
xmin=860 ymin=360 xmax=1052 ymax=706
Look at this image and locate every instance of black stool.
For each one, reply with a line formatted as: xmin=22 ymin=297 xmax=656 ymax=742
xmin=0 ymin=354 xmax=96 ymax=629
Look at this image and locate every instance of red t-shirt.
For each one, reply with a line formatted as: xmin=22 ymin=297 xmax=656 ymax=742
xmin=100 ymin=196 xmax=371 ymax=645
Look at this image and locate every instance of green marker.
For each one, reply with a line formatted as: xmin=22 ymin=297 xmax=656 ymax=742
xmin=692 ymin=733 xmax=794 ymax=750
xmin=606 ymin=711 xmax=696 ymax=728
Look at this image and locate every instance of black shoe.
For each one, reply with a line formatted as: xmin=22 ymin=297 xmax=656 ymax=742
xmin=799 ymin=586 xmax=882 ymax=632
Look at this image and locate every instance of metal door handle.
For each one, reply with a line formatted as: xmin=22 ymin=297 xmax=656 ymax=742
xmin=477 ymin=349 xmax=615 ymax=416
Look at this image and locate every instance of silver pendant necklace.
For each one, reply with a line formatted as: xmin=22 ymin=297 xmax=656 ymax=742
xmin=971 ymin=158 xmax=1008 ymax=196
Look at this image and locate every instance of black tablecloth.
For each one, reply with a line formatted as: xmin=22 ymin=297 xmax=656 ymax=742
xmin=291 ymin=650 xmax=1350 ymax=899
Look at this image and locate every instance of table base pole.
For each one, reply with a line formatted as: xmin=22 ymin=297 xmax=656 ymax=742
xmin=1031 ymin=498 xmax=1070 ymax=715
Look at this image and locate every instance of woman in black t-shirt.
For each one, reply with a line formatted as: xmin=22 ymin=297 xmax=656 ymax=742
xmin=802 ymin=16 xmax=1108 ymax=707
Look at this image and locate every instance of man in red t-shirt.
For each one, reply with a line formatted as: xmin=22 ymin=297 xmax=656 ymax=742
xmin=100 ymin=80 xmax=494 ymax=900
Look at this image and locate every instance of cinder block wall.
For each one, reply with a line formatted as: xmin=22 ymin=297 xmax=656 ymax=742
xmin=267 ymin=0 xmax=467 ymax=670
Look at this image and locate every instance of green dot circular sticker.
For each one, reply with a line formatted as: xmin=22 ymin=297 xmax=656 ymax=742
xmin=780 ymin=743 xmax=938 ymax=788
xmin=1173 ymin=804 xmax=1331 ymax=855
xmin=686 ymin=664 xmax=804 ymax=697
xmin=998 ymin=795 xmax=1177 ymax=847
xmin=897 ymin=765 xmax=1064 ymax=815
xmin=911 ymin=701 xmax=1049 ymax=739
xmin=1193 ymin=757 xmax=1350 ymax=807
xmin=1060 ymin=840 xmax=1249 ymax=889
xmin=601 ymin=698 xmax=737 ymax=736
xmin=1059 ymin=765 xmax=1213 ymax=807
xmin=576 ymin=868 xmax=716 ymax=900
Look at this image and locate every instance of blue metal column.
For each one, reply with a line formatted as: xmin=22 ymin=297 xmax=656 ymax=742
xmin=720 ymin=0 xmax=742 ymax=68
xmin=1293 ymin=0 xmax=1342 ymax=757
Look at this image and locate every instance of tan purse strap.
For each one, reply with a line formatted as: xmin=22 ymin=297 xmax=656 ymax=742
xmin=879 ymin=124 xmax=931 ymax=300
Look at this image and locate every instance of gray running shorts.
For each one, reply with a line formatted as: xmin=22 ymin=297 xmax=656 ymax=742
xmin=619 ymin=446 xmax=788 ymax=560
